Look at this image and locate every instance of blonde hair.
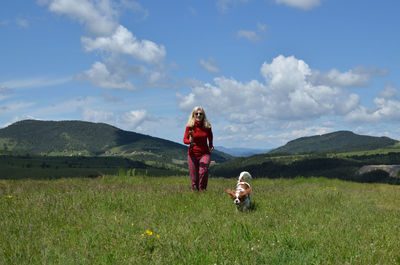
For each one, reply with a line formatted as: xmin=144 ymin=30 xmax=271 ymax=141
xmin=186 ymin=106 xmax=211 ymax=128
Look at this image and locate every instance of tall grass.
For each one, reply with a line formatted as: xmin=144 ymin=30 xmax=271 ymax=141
xmin=1 ymin=176 xmax=399 ymax=264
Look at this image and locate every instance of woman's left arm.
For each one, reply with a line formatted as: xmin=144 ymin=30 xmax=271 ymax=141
xmin=208 ymin=128 xmax=214 ymax=151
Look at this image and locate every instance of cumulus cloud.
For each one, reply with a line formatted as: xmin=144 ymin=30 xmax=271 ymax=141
xmin=40 ymin=0 xmax=168 ymax=90
xmin=75 ymin=61 xmax=136 ymax=90
xmin=310 ymin=67 xmax=387 ymax=88
xmin=276 ymin=0 xmax=320 ymax=10
xmin=379 ymin=83 xmax=399 ymax=99
xmin=200 ymin=57 xmax=220 ymax=74
xmin=118 ymin=109 xmax=149 ymax=129
xmin=80 ymin=107 xmax=152 ymax=131
xmin=40 ymin=0 xmax=118 ymax=36
xmin=346 ymin=86 xmax=400 ymax=123
xmin=178 ymin=55 xmax=360 ymax=124
xmin=81 ymin=25 xmax=166 ymax=64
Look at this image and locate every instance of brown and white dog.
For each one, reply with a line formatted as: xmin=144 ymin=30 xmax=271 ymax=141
xmin=225 ymin=171 xmax=252 ymax=211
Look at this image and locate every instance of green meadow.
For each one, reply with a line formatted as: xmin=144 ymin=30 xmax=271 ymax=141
xmin=1 ymin=175 xmax=399 ymax=264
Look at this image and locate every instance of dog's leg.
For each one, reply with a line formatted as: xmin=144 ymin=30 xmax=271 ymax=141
xmin=245 ymin=199 xmax=251 ymax=210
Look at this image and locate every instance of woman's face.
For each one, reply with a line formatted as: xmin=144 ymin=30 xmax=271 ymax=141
xmin=194 ymin=109 xmax=204 ymax=121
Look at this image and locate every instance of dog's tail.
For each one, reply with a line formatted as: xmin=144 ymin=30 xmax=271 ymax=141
xmin=238 ymin=171 xmax=252 ymax=182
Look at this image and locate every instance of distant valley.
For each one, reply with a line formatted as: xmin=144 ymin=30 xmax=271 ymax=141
xmin=215 ymin=146 xmax=271 ymax=157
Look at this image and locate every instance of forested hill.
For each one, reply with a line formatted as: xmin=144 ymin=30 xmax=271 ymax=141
xmin=269 ymin=130 xmax=399 ymax=155
xmin=0 ymin=120 xmax=230 ymax=162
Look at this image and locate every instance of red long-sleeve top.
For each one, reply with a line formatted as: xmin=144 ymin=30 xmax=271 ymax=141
xmin=183 ymin=120 xmax=213 ymax=158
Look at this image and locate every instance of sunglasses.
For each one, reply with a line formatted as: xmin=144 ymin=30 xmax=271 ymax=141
xmin=195 ymin=112 xmax=203 ymax=116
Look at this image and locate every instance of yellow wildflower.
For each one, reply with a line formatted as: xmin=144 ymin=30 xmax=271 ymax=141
xmin=7 ymin=195 xmax=12 ymax=199
xmin=156 ymin=234 xmax=160 ymax=239
xmin=145 ymin=229 xmax=152 ymax=236
xmin=141 ymin=234 xmax=145 ymax=237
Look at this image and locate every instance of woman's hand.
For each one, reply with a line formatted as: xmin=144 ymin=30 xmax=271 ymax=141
xmin=189 ymin=136 xmax=194 ymax=146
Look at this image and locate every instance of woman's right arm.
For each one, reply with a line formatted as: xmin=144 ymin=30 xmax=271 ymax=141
xmin=183 ymin=127 xmax=191 ymax=145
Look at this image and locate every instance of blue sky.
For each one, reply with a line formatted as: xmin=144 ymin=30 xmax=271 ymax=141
xmin=1 ymin=0 xmax=400 ymax=149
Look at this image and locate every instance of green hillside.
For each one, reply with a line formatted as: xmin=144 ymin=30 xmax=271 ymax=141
xmin=270 ymin=130 xmax=398 ymax=155
xmin=211 ymin=131 xmax=400 ymax=184
xmin=0 ymin=120 xmax=230 ymax=163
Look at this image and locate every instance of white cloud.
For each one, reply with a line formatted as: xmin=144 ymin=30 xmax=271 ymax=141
xmin=41 ymin=0 xmax=118 ymax=36
xmin=379 ymin=84 xmax=399 ymax=99
xmin=118 ymin=109 xmax=149 ymax=129
xmin=148 ymin=71 xmax=165 ymax=85
xmin=216 ymin=0 xmax=320 ymax=13
xmin=103 ymin=92 xmax=123 ymax=103
xmin=75 ymin=61 xmax=136 ymax=90
xmin=276 ymin=0 xmax=320 ymax=10
xmin=346 ymin=93 xmax=400 ymax=123
xmin=120 ymin=0 xmax=149 ymax=20
xmin=310 ymin=67 xmax=387 ymax=88
xmin=0 ymin=77 xmax=71 ymax=89
xmin=237 ymin=23 xmax=267 ymax=42
xmin=216 ymin=0 xmax=249 ymax=13
xmin=0 ymin=101 xmax=35 ymax=113
xmin=81 ymin=25 xmax=166 ymax=64
xmin=222 ymin=124 xmax=248 ymax=134
xmin=0 ymin=87 xmax=12 ymax=101
xmin=32 ymin=96 xmax=97 ymax=116
xmin=257 ymin=23 xmax=267 ymax=32
xmin=81 ymin=108 xmax=115 ymax=123
xmin=265 ymin=126 xmax=332 ymax=146
xmin=178 ymin=55 xmax=360 ymax=123
xmin=236 ymin=30 xmax=259 ymax=42
xmin=40 ymin=0 xmax=168 ymax=90
xmin=273 ymin=126 xmax=331 ymax=140
xmin=199 ymin=57 xmax=220 ymax=74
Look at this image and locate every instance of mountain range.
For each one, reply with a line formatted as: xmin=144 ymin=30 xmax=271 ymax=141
xmin=269 ymin=130 xmax=398 ymax=154
xmin=0 ymin=120 xmax=231 ymax=163
xmin=1 ymin=120 xmax=399 ymax=161
xmin=2 ymin=120 xmax=400 ymax=184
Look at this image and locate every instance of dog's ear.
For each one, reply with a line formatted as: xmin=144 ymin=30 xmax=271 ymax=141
xmin=225 ymin=189 xmax=235 ymax=198
xmin=239 ymin=187 xmax=252 ymax=198
xmin=246 ymin=186 xmax=252 ymax=195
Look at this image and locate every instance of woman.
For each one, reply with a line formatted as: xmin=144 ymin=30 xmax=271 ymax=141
xmin=183 ymin=106 xmax=214 ymax=191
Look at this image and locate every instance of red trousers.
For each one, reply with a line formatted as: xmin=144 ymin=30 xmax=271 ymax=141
xmin=188 ymin=154 xmax=211 ymax=190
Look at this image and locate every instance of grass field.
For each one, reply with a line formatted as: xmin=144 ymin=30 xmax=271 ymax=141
xmin=1 ymin=175 xmax=399 ymax=264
